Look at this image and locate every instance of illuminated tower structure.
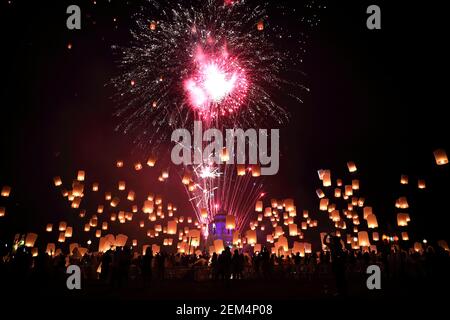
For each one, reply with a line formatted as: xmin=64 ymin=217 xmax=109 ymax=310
xmin=207 ymin=210 xmax=233 ymax=247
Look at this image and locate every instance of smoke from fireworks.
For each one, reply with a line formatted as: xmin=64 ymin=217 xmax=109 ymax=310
xmin=111 ymin=0 xmax=318 ymax=154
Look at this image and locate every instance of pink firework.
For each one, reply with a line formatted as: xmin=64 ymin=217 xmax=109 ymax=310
xmin=184 ymin=47 xmax=248 ymax=120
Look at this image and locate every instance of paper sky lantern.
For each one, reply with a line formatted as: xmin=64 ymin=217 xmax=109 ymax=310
xmin=401 ymin=232 xmax=409 ymax=241
xmin=358 ymin=231 xmax=370 ymax=247
xmin=53 ymin=176 xmax=62 ymax=187
xmin=220 ymin=147 xmax=230 ymax=162
xmin=200 ymin=208 xmax=208 ymax=219
xmin=400 ymin=175 xmax=409 ymax=185
xmin=246 ymin=230 xmax=257 ymax=245
xmin=347 ymin=161 xmax=357 ymax=173
xmin=143 ymin=200 xmax=154 ymax=214
xmin=182 ymin=173 xmax=191 ymax=185
xmin=110 ymin=197 xmax=120 ymax=208
xmin=77 ymin=170 xmax=85 ymax=181
xmin=236 ymin=164 xmax=246 ymax=176
xmin=46 ymin=224 xmax=53 ymax=232
xmin=397 ymin=213 xmax=410 ymax=226
xmin=334 ymin=188 xmax=341 ymax=198
xmin=255 ymin=200 xmax=263 ymax=212
xmin=395 ymin=197 xmax=409 ymax=209
xmin=264 ymin=207 xmax=272 ymax=217
xmin=118 ymin=181 xmax=126 ymax=191
xmin=97 ymin=205 xmax=104 ymax=213
xmin=322 ymin=170 xmax=331 ymax=187
xmin=116 ymin=160 xmax=124 ymax=168
xmin=319 ymin=198 xmax=329 ymax=211
xmin=366 ymin=214 xmax=378 ymax=229
xmin=257 ymin=20 xmax=264 ymax=31
xmin=434 ymin=149 xmax=448 ymax=165
xmin=0 ymin=207 xmax=5 ymax=217
xmin=58 ymin=221 xmax=67 ymax=231
xmin=284 ymin=198 xmax=295 ymax=212
xmin=167 ymin=220 xmax=177 ymax=235
xmin=58 ymin=232 xmax=66 ymax=243
xmin=65 ymin=227 xmax=73 ymax=238
xmin=352 ymin=179 xmax=360 ymax=190
xmin=251 ymin=165 xmax=261 ymax=177
xmin=162 ymin=169 xmax=169 ymax=179
xmin=84 ymin=224 xmax=90 ymax=232
xmin=226 ymin=215 xmax=236 ymax=230
xmin=316 ymin=189 xmax=325 ymax=199
xmin=289 ymin=224 xmax=298 ymax=236
xmin=363 ymin=207 xmax=373 ymax=219
xmin=344 ymin=185 xmax=353 ymax=196
xmin=134 ymin=162 xmax=143 ymax=171
xmin=147 ymin=156 xmax=157 ymax=167
xmin=24 ymin=233 xmax=38 ymax=247
xmin=46 ymin=243 xmax=56 ymax=256
xmin=102 ymin=222 xmax=108 ymax=230
xmin=69 ymin=243 xmax=79 ymax=255
xmin=105 ymin=192 xmax=112 ymax=201
xmin=418 ymin=179 xmax=426 ymax=189
xmin=372 ymin=232 xmax=379 ymax=241
xmin=91 ymin=182 xmax=99 ymax=192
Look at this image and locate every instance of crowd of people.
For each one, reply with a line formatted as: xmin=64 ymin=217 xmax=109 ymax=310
xmin=1 ymin=238 xmax=449 ymax=295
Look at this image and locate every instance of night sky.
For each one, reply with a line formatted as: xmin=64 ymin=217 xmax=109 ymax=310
xmin=0 ymin=0 xmax=448 ymax=246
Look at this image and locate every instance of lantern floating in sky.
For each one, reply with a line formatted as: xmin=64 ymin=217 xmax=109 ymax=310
xmin=397 ymin=213 xmax=410 ymax=226
xmin=352 ymin=179 xmax=360 ymax=190
xmin=250 ymin=165 xmax=261 ymax=177
xmin=284 ymin=198 xmax=295 ymax=212
xmin=220 ymin=147 xmax=229 ymax=162
xmin=1 ymin=185 xmax=11 ymax=197
xmin=236 ymin=164 xmax=246 ymax=176
xmin=25 ymin=233 xmax=38 ymax=247
xmin=288 ymin=223 xmax=298 ymax=236
xmin=0 ymin=207 xmax=7 ymax=217
xmin=116 ymin=160 xmax=124 ymax=168
xmin=59 ymin=221 xmax=67 ymax=232
xmin=347 ymin=161 xmax=357 ymax=173
xmin=226 ymin=215 xmax=236 ymax=230
xmin=401 ymin=232 xmax=409 ymax=241
xmin=400 ymin=175 xmax=409 ymax=185
xmin=147 ymin=156 xmax=157 ymax=167
xmin=92 ymin=182 xmax=99 ymax=192
xmin=105 ymin=192 xmax=112 ymax=201
xmin=149 ymin=21 xmax=157 ymax=30
xmin=434 ymin=149 xmax=448 ymax=165
xmin=322 ymin=170 xmax=331 ymax=187
xmin=372 ymin=232 xmax=379 ymax=242
xmin=53 ymin=176 xmax=62 ymax=187
xmin=58 ymin=232 xmax=66 ymax=243
xmin=127 ymin=190 xmax=135 ymax=201
xmin=257 ymin=20 xmax=264 ymax=31
xmin=438 ymin=240 xmax=449 ymax=251
xmin=319 ymin=198 xmax=329 ymax=211
xmin=77 ymin=170 xmax=85 ymax=181
xmin=255 ymin=201 xmax=263 ymax=212
xmin=110 ymin=197 xmax=120 ymax=208
xmin=366 ymin=214 xmax=378 ymax=229
xmin=358 ymin=231 xmax=370 ymax=247
xmin=65 ymin=227 xmax=73 ymax=238
xmin=118 ymin=181 xmax=126 ymax=191
xmin=395 ymin=197 xmax=409 ymax=209
xmin=418 ymin=179 xmax=426 ymax=189
xmin=134 ymin=162 xmax=143 ymax=171
xmin=316 ymin=189 xmax=325 ymax=199
xmin=167 ymin=220 xmax=177 ymax=235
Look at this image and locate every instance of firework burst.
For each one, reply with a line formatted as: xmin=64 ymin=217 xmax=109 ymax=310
xmin=111 ymin=0 xmax=316 ymax=154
